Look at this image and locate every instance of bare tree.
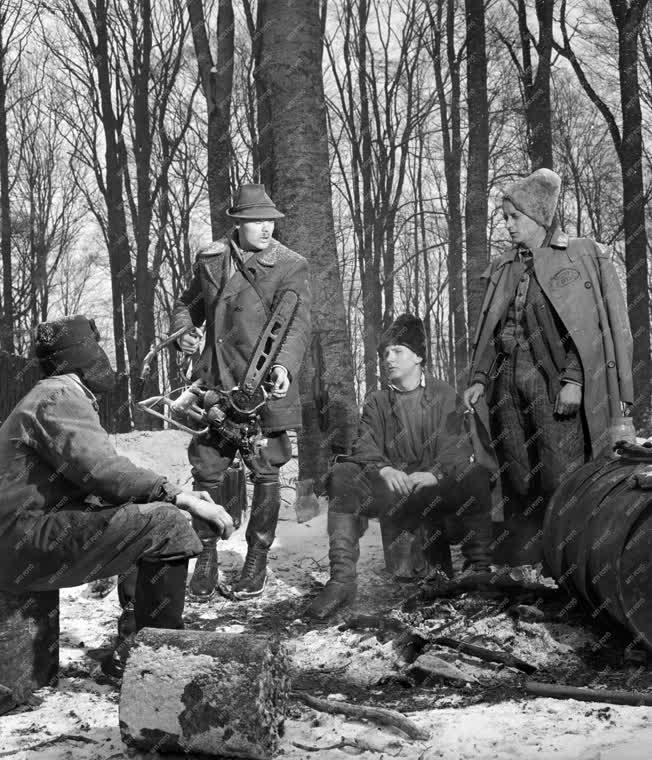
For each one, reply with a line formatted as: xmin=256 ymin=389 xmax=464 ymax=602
xmin=465 ymin=0 xmax=490 ymax=338
xmin=557 ymin=0 xmax=651 ymax=430
xmin=47 ymin=0 xmax=199 ymax=421
xmin=187 ymin=0 xmax=234 ymax=238
xmin=253 ymin=0 xmax=358 ymax=486
xmin=0 ymin=0 xmax=36 ymax=351
xmin=324 ymin=0 xmax=432 ymax=392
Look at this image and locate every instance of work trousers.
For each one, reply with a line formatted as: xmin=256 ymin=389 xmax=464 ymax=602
xmin=490 ymin=347 xmax=586 ymax=563
xmin=188 ymin=430 xmax=292 ymax=490
xmin=328 ymin=461 xmax=493 ymax=568
xmin=0 ymin=500 xmax=201 ymax=592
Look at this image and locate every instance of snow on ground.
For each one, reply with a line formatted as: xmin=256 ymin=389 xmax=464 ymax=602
xmin=1 ymin=429 xmax=652 ymax=759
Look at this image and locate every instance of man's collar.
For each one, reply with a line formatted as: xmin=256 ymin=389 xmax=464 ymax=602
xmin=388 ymin=371 xmax=426 ymax=392
xmin=231 ymin=230 xmax=278 ymax=266
xmin=63 ymin=372 xmax=98 ymax=406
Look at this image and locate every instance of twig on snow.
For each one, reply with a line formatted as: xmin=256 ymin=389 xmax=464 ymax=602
xmin=0 ymin=734 xmax=98 ymax=758
xmin=292 ymin=691 xmax=430 ymax=741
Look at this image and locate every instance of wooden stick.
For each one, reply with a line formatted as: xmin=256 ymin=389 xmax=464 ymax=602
xmin=526 ymin=681 xmax=652 ymax=706
xmin=434 ymin=636 xmax=537 ymax=674
xmin=0 ymin=735 xmax=97 ymax=758
xmin=292 ymin=691 xmax=430 ymax=741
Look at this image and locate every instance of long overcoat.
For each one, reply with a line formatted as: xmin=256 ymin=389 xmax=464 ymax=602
xmin=171 ymin=236 xmax=311 ymax=433
xmin=470 ymin=230 xmax=633 ymax=462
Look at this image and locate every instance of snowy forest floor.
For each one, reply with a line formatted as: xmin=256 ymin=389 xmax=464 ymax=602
xmin=1 ymin=429 xmax=651 ymax=760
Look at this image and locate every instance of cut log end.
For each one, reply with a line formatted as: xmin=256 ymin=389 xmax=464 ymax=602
xmin=119 ymin=628 xmax=290 ymax=759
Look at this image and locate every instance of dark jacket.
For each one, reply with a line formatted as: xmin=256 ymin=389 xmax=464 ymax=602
xmin=347 ymin=373 xmax=474 ymax=481
xmin=170 ymin=236 xmax=311 ymax=433
xmin=0 ymin=374 xmax=177 ymax=542
xmin=470 ymin=231 xmax=633 ymax=459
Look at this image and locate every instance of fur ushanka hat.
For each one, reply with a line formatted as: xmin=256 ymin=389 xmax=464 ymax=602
xmin=503 ymin=168 xmax=561 ymax=229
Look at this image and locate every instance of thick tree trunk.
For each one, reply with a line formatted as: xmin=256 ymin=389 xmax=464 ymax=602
xmin=464 ymin=0 xmax=489 ymax=346
xmin=188 ymin=0 xmax=234 ymax=238
xmin=254 ymin=0 xmax=357 ymax=486
xmin=119 ymin=629 xmax=289 ymax=759
xmin=96 ymin=1 xmax=133 ymax=426
xmin=523 ymin=0 xmax=554 ymax=169
xmin=433 ymin=1 xmax=467 ymax=387
xmin=614 ymin=1 xmax=651 ymax=430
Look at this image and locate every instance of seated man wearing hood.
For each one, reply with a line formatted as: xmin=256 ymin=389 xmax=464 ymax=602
xmin=0 ymin=315 xmax=234 ymax=677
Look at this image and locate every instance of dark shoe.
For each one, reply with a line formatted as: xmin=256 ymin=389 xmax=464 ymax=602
xmin=232 ymin=544 xmax=268 ymax=599
xmin=188 ymin=540 xmax=219 ymax=601
xmin=100 ymin=633 xmax=134 ymax=682
xmin=118 ymin=603 xmax=137 ymax=639
xmin=305 ymin=580 xmax=357 ymax=619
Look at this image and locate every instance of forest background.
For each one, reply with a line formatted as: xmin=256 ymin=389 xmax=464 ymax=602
xmin=0 ymin=0 xmax=651 ymax=488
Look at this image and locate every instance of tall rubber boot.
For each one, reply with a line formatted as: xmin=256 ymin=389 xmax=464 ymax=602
xmin=305 ymin=512 xmax=360 ymax=619
xmin=233 ymin=482 xmax=281 ymax=599
xmin=187 ymin=483 xmax=224 ymax=602
xmin=102 ymin=559 xmax=188 ymax=680
xmin=135 ymin=558 xmax=189 ymax=630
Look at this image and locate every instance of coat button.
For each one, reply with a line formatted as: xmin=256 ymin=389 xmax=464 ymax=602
xmin=607 ymin=360 xmax=615 ymax=368
xmin=584 ymin=282 xmax=592 ymax=289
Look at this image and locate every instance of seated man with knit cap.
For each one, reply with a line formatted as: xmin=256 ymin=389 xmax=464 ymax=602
xmin=0 ymin=315 xmax=234 ymax=677
xmin=306 ymin=314 xmax=493 ymax=619
xmin=464 ymin=168 xmax=632 ymax=567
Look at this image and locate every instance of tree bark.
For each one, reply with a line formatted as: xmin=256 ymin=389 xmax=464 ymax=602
xmin=254 ymin=0 xmax=357 ymax=486
xmin=120 ymin=629 xmax=290 ymax=758
xmin=0 ymin=28 xmax=13 ymax=352
xmin=612 ymin=0 xmax=651 ymax=430
xmin=518 ymin=0 xmax=554 ymax=170
xmin=187 ymin=0 xmax=234 ymax=239
xmin=556 ymin=0 xmax=651 ymax=431
xmin=464 ymin=0 xmax=489 ymax=344
xmin=431 ymin=1 xmax=467 ymax=387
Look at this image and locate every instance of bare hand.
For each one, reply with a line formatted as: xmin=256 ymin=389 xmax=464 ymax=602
xmin=175 ymin=491 xmax=234 ymax=539
xmin=178 ymin=330 xmax=201 ymax=355
xmin=463 ymin=382 xmax=485 ymax=412
xmin=379 ymin=466 xmax=412 ymax=497
xmin=269 ymin=366 xmax=290 ymax=399
xmin=408 ymin=471 xmax=439 ymax=491
xmin=554 ymin=383 xmax=582 ymax=417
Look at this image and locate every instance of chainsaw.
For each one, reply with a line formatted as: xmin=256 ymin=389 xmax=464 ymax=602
xmin=137 ymin=289 xmax=300 ymax=464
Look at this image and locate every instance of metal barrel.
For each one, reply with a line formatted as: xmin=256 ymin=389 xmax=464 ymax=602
xmin=544 ymin=458 xmax=652 ymax=649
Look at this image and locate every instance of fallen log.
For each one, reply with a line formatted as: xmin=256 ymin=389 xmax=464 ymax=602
xmin=526 ymin=681 xmax=652 ymax=706
xmin=119 ymin=628 xmax=290 ymax=759
xmin=433 ymin=636 xmax=537 ymax=674
xmin=0 ymin=589 xmax=59 ymax=703
xmin=292 ymin=691 xmax=430 ymax=741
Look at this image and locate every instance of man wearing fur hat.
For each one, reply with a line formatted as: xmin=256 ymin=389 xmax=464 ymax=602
xmin=0 ymin=315 xmax=234 ymax=678
xmin=464 ymin=168 xmax=633 ymax=566
xmin=171 ymin=184 xmax=311 ymax=601
xmin=306 ymin=314 xmax=493 ymax=619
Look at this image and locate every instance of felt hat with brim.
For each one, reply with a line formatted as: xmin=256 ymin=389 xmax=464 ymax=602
xmin=503 ymin=168 xmax=561 ymax=229
xmin=226 ymin=184 xmax=285 ymax=220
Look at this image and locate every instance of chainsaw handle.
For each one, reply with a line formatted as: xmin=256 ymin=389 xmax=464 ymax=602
xmin=140 ymin=326 xmax=201 ymax=381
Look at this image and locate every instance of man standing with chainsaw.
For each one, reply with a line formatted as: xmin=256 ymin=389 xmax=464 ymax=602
xmin=171 ymin=184 xmax=311 ymax=602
